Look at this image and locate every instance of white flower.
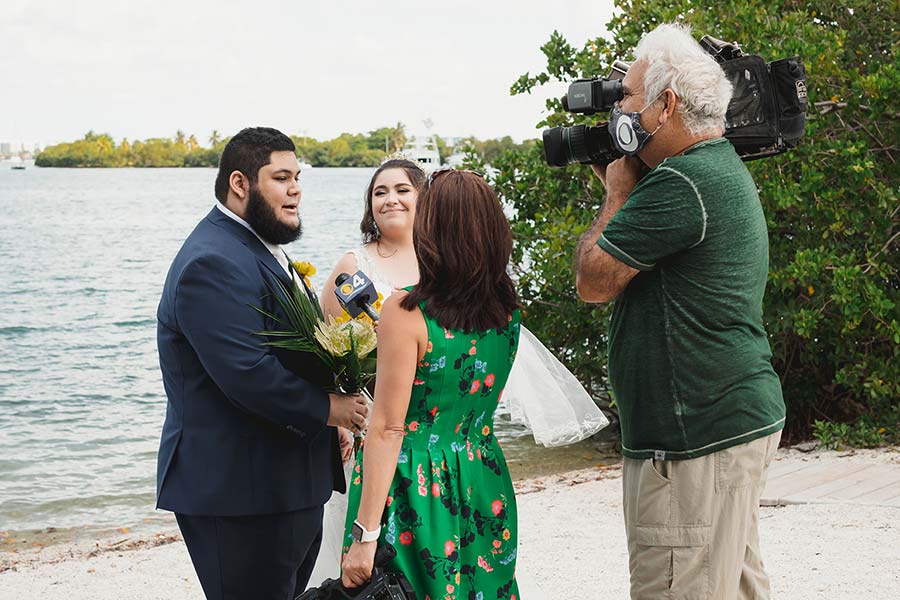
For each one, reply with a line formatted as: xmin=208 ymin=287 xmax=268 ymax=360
xmin=314 ymin=316 xmax=377 ymax=358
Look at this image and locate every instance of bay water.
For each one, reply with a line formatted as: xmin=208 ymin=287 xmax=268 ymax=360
xmin=0 ymin=164 xmax=610 ymax=540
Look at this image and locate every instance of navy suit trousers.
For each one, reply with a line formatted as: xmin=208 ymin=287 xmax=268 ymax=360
xmin=176 ymin=506 xmax=324 ymax=600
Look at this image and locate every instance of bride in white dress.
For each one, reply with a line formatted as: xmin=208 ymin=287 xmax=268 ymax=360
xmin=307 ymin=160 xmax=608 ymax=596
xmin=310 ymin=160 xmax=422 ymax=590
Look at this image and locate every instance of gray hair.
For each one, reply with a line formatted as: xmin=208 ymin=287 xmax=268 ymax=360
xmin=634 ymin=23 xmax=733 ymax=135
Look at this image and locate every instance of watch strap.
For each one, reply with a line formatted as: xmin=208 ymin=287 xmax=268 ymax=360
xmin=353 ymin=519 xmax=381 ymax=543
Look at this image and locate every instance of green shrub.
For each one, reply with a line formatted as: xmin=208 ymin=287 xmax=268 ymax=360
xmin=812 ymin=418 xmax=896 ymax=450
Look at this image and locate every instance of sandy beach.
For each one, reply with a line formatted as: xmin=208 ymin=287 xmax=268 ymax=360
xmin=2 ymin=447 xmax=899 ymax=599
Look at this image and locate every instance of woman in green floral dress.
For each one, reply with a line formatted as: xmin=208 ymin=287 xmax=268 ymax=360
xmin=341 ymin=170 xmax=522 ymax=600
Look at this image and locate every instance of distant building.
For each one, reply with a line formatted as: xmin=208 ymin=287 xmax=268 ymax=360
xmin=0 ymin=143 xmax=10 ymax=154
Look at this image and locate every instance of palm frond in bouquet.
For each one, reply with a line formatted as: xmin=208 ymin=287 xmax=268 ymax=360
xmin=252 ymin=263 xmax=377 ymax=394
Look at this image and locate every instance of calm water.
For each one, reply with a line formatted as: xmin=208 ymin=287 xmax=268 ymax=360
xmin=0 ymin=164 xmax=609 ymax=537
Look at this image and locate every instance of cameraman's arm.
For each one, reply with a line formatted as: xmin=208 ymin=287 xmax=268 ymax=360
xmin=576 ymin=192 xmax=639 ymax=303
xmin=576 ymin=158 xmax=643 ymax=303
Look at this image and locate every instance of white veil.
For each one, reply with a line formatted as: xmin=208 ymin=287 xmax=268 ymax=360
xmin=501 ymin=326 xmax=609 ymax=447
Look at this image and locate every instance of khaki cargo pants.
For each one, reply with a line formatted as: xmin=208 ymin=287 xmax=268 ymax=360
xmin=623 ymin=431 xmax=781 ymax=600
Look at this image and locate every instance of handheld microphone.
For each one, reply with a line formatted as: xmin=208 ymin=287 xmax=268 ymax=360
xmin=334 ymin=271 xmax=380 ymax=321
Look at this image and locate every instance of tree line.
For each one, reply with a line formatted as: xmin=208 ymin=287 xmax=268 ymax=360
xmin=34 ymin=126 xmax=533 ymax=168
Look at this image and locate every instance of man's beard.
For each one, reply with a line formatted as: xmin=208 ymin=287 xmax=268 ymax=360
xmin=244 ymin=185 xmax=302 ymax=245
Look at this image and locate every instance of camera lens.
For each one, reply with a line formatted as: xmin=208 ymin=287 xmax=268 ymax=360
xmin=542 ymin=125 xmax=620 ymax=167
xmin=542 ymin=127 xmax=571 ymax=167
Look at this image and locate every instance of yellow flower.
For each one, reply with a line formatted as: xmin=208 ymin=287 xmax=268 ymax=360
xmin=502 ymin=529 xmax=510 ymax=540
xmin=372 ymin=291 xmax=385 ymax=311
xmin=358 ymin=312 xmax=376 ymax=325
xmin=314 ymin=315 xmax=377 ymax=358
xmin=292 ymin=261 xmax=317 ymax=277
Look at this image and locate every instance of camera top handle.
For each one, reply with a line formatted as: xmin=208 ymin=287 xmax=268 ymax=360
xmin=699 ymin=35 xmax=744 ymax=63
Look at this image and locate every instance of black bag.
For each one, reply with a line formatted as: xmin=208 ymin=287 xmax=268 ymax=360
xmin=769 ymin=56 xmax=809 ymax=146
xmin=721 ymin=54 xmax=782 ymax=158
xmin=296 ymin=544 xmax=417 ymax=600
xmin=700 ymin=35 xmax=808 ymax=160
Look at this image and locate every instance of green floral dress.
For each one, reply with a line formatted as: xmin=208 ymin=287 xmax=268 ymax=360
xmin=343 ymin=302 xmax=522 ymax=600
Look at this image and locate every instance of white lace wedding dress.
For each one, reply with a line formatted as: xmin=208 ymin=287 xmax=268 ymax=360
xmin=306 ymin=247 xmax=608 ymax=597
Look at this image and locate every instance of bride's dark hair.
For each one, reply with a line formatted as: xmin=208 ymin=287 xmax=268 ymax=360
xmin=360 ymin=159 xmax=426 ymax=244
xmin=401 ymin=171 xmax=518 ymax=332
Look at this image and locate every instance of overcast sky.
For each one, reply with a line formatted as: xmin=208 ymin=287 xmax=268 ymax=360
xmin=3 ymin=0 xmax=617 ymax=146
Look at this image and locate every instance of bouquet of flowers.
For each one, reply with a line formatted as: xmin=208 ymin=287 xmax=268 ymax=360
xmin=254 ymin=261 xmax=377 ymax=394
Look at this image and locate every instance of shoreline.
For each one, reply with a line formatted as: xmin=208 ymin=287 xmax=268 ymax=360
xmin=0 ymin=462 xmax=624 ymax=574
xmin=0 ymin=430 xmax=617 ymax=555
xmin=0 ymin=441 xmax=621 ymax=565
xmin=4 ymin=447 xmax=899 ymax=599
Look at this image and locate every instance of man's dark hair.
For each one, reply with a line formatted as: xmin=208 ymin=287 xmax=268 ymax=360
xmin=214 ymin=127 xmax=295 ymax=203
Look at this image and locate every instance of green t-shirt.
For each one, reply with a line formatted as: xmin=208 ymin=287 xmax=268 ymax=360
xmin=597 ymin=138 xmax=785 ymax=460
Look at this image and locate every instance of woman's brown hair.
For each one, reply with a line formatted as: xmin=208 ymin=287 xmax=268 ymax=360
xmin=360 ymin=159 xmax=426 ymax=244
xmin=400 ymin=170 xmax=518 ymax=331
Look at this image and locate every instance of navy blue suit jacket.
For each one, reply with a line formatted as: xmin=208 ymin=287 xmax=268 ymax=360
xmin=156 ymin=207 xmax=344 ymax=516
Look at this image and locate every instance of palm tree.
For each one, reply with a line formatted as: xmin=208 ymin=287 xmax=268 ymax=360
xmin=209 ymin=130 xmax=221 ymax=147
xmin=390 ymin=122 xmax=407 ymax=153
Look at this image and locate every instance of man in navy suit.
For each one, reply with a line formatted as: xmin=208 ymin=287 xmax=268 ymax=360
xmin=156 ymin=127 xmax=367 ymax=599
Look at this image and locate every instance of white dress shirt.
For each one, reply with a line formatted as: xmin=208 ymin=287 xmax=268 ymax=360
xmin=215 ymin=202 xmax=291 ymax=276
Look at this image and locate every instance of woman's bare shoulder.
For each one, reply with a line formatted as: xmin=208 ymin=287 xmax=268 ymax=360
xmin=328 ymin=251 xmax=359 ymax=275
xmin=381 ymin=289 xmax=409 ymax=314
xmin=340 ymin=249 xmax=361 ymax=265
xmin=382 ymin=291 xmax=423 ymax=326
xmin=381 ymin=292 xmax=427 ymax=358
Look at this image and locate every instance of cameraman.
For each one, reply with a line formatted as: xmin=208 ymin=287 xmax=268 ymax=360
xmin=575 ymin=24 xmax=786 ymax=600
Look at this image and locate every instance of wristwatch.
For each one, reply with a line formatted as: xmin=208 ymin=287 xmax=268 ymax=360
xmin=351 ymin=519 xmax=381 ymax=543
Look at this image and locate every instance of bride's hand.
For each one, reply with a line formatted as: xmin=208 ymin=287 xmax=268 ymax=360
xmin=338 ymin=427 xmax=354 ymax=463
xmin=341 ymin=541 xmax=377 ymax=588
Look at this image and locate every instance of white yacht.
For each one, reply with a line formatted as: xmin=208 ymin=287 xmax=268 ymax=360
xmin=10 ymin=156 xmax=25 ymax=170
xmin=402 ymin=119 xmax=441 ymax=172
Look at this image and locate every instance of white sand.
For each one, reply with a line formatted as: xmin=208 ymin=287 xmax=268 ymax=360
xmin=2 ymin=454 xmax=898 ymax=599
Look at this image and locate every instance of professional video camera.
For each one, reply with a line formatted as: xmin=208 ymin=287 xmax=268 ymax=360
xmin=542 ymin=35 xmax=808 ymax=167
